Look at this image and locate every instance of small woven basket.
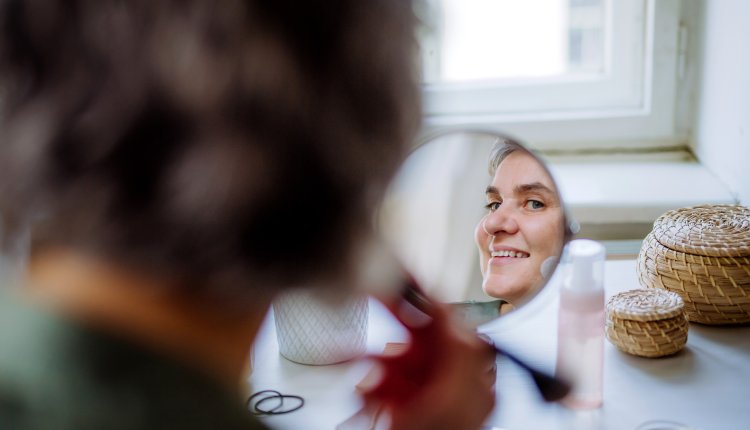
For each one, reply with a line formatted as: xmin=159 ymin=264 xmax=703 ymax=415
xmin=606 ymin=289 xmax=688 ymax=357
xmin=637 ymin=205 xmax=750 ymax=325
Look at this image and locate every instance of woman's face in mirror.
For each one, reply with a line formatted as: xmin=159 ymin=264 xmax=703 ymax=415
xmin=474 ymin=148 xmax=564 ymax=305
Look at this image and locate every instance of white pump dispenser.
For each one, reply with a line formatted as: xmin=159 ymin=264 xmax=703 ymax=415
xmin=555 ymin=239 xmax=606 ymax=409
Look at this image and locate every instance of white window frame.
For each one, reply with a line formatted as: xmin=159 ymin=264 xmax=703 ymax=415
xmin=421 ymin=0 xmax=682 ymax=151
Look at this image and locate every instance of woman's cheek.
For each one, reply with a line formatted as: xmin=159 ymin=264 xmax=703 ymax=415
xmin=473 ymin=219 xmax=485 ymax=248
xmin=474 ymin=221 xmax=488 ymax=273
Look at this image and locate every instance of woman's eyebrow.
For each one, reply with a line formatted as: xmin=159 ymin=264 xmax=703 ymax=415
xmin=514 ymin=182 xmax=555 ymax=195
xmin=486 ymin=183 xmax=558 ymax=206
xmin=486 ymin=183 xmax=555 ymax=195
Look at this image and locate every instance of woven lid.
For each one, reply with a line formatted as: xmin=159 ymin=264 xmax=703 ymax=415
xmin=652 ymin=205 xmax=750 ymax=257
xmin=607 ymin=289 xmax=684 ymax=321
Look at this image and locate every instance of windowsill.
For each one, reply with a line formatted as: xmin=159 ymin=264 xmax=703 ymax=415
xmin=548 ymin=156 xmax=736 ymax=240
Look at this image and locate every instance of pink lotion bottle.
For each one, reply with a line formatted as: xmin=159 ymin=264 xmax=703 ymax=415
xmin=555 ymin=239 xmax=606 ymax=409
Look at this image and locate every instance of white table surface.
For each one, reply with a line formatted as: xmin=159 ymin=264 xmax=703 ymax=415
xmin=249 ymin=260 xmax=750 ymax=430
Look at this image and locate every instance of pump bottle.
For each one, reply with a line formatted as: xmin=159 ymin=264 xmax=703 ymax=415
xmin=555 ymin=239 xmax=606 ymax=409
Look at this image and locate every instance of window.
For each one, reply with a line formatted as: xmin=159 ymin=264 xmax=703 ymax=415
xmin=422 ymin=0 xmax=606 ymax=84
xmin=417 ymin=0 xmax=683 ymax=150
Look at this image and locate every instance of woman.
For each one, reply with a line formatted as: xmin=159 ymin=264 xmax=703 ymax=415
xmin=0 ymin=1 xmax=495 ymax=429
xmin=474 ymin=140 xmax=566 ymax=308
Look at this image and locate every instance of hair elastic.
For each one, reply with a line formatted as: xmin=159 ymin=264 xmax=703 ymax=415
xmin=247 ymin=389 xmax=305 ymax=416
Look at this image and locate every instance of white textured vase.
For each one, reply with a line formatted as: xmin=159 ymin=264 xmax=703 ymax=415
xmin=272 ymin=290 xmax=368 ymax=365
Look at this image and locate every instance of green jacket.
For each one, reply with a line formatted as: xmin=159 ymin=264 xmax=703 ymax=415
xmin=0 ymin=291 xmax=267 ymax=430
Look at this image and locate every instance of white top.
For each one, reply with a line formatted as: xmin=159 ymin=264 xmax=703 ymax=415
xmin=248 ymin=260 xmax=750 ymax=430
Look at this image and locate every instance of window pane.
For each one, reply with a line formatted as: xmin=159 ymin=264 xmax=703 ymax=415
xmin=420 ymin=0 xmax=607 ymax=84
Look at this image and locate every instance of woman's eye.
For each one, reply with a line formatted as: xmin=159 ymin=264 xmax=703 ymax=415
xmin=485 ymin=201 xmax=501 ymax=212
xmin=525 ymin=199 xmax=545 ymax=210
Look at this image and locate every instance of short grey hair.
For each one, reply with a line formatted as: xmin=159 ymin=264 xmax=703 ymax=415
xmin=487 ymin=138 xmax=526 ymax=175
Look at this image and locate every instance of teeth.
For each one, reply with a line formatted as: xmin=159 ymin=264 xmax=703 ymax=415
xmin=491 ymin=250 xmax=529 ymax=258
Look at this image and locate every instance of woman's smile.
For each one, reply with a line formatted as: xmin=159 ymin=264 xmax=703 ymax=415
xmin=488 ymin=245 xmax=530 ymax=265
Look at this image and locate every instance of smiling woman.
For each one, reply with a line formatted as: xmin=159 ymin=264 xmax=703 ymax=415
xmin=474 ymin=140 xmax=565 ymax=306
xmin=380 ymin=130 xmax=571 ymax=321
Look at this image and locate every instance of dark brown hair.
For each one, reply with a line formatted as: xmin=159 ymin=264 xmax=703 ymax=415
xmin=0 ymin=0 xmax=420 ymax=303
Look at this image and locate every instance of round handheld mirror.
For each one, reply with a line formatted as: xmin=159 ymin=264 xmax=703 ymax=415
xmin=379 ymin=130 xmax=574 ymax=328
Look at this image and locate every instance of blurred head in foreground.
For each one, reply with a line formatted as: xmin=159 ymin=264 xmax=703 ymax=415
xmin=0 ymin=0 xmax=419 ymax=309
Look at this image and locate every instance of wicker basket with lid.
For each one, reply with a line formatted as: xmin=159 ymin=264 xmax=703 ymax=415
xmin=606 ymin=289 xmax=688 ymax=357
xmin=637 ymin=204 xmax=750 ymax=325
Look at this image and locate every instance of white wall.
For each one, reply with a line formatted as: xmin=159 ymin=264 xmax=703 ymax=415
xmin=691 ymin=0 xmax=750 ymax=205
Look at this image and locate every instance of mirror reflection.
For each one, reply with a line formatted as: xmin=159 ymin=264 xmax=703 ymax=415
xmin=380 ymin=130 xmax=569 ymax=322
xmin=475 ymin=139 xmax=565 ymax=307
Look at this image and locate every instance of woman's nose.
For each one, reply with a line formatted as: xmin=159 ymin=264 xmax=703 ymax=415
xmin=483 ymin=206 xmax=519 ymax=236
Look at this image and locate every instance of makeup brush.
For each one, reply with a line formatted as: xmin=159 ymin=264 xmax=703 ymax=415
xmin=402 ymin=278 xmax=571 ymax=402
